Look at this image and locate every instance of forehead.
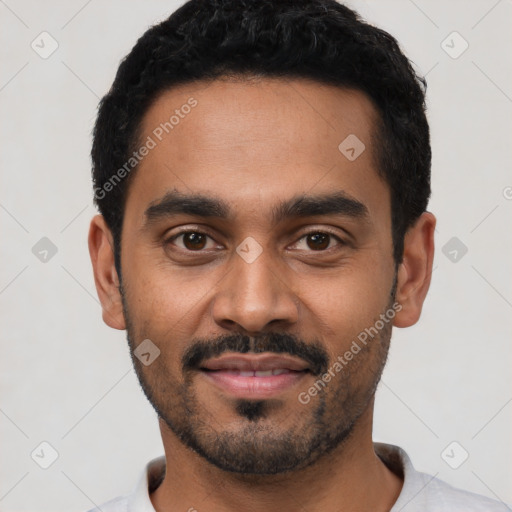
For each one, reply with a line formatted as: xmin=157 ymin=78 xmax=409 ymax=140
xmin=126 ymin=77 xmax=388 ymax=226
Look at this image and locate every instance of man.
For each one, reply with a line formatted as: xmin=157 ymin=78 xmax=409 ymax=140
xmin=87 ymin=0 xmax=509 ymax=510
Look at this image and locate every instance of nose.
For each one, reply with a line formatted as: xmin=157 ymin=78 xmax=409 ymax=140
xmin=211 ymin=247 xmax=299 ymax=334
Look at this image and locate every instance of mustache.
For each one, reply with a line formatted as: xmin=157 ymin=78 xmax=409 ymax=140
xmin=182 ymin=332 xmax=329 ymax=376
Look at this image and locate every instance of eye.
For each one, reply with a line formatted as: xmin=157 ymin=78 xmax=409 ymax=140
xmin=292 ymin=231 xmax=345 ymax=251
xmin=167 ymin=231 xmax=218 ymax=251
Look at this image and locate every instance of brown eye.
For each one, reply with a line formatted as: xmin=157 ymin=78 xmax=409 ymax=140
xmin=291 ymin=231 xmax=345 ymax=252
xmin=306 ymin=232 xmax=331 ymax=250
xmin=181 ymin=232 xmax=207 ymax=250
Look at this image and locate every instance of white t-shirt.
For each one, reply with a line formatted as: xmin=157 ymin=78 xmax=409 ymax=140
xmin=87 ymin=443 xmax=510 ymax=511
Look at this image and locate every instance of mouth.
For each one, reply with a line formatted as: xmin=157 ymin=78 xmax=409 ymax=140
xmin=199 ymin=353 xmax=311 ymax=399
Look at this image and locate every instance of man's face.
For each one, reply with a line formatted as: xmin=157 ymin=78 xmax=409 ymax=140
xmin=117 ymin=78 xmax=397 ymax=474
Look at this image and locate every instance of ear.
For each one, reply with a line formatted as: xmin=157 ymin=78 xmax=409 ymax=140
xmin=393 ymin=212 xmax=436 ymax=328
xmin=88 ymin=214 xmax=126 ymax=330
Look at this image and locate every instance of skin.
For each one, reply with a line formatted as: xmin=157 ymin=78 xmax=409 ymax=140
xmin=89 ymin=77 xmax=435 ymax=511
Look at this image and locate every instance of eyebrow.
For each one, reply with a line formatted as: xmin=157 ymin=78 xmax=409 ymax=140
xmin=143 ymin=189 xmax=369 ymax=228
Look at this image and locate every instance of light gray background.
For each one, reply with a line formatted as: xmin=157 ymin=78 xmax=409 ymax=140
xmin=1 ymin=0 xmax=511 ymax=510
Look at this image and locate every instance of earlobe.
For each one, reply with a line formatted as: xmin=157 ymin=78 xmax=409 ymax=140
xmin=88 ymin=214 xmax=126 ymax=330
xmin=393 ymin=212 xmax=436 ymax=328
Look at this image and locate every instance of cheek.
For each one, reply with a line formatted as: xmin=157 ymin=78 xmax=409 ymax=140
xmin=299 ymin=268 xmax=391 ymax=340
xmin=124 ymin=261 xmax=218 ymax=340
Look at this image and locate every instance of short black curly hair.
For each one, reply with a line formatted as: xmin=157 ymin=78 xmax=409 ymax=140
xmin=91 ymin=0 xmax=431 ymax=276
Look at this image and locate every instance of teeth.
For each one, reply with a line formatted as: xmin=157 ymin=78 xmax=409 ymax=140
xmin=254 ymin=370 xmax=273 ymax=377
xmin=234 ymin=369 xmax=291 ymax=377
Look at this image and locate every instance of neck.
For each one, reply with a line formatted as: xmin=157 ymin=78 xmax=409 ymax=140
xmin=150 ymin=403 xmax=403 ymax=512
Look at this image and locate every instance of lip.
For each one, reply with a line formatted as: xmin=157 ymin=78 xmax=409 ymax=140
xmin=200 ymin=353 xmax=310 ymax=372
xmin=199 ymin=353 xmax=310 ymax=399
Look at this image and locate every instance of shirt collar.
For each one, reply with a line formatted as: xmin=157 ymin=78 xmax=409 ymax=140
xmin=127 ymin=443 xmax=420 ymax=511
xmin=127 ymin=455 xmax=165 ymax=512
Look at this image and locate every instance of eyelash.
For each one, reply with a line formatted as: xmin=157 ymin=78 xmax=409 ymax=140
xmin=165 ymin=228 xmax=347 ymax=253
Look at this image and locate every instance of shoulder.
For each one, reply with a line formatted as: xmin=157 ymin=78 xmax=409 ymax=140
xmin=83 ymin=455 xmax=165 ymax=512
xmin=374 ymin=443 xmax=511 ymax=512
xmin=412 ymin=470 xmax=510 ymax=511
